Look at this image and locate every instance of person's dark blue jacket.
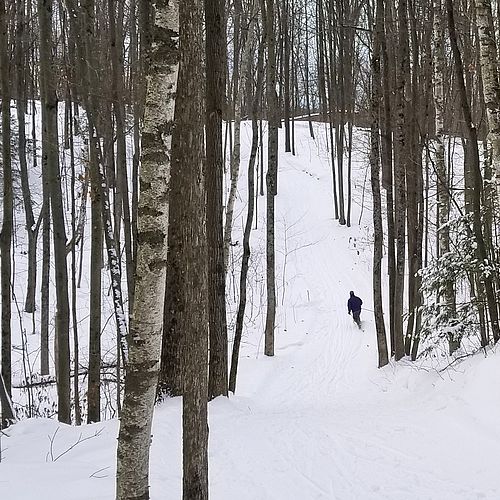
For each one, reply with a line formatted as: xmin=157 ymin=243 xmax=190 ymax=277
xmin=347 ymin=291 xmax=362 ymax=313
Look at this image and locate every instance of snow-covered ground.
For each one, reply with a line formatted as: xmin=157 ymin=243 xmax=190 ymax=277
xmin=1 ymin=122 xmax=500 ymax=499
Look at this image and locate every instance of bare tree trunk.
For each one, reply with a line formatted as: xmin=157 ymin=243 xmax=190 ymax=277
xmin=109 ymin=0 xmax=134 ymax=310
xmin=371 ymin=0 xmax=389 ymax=368
xmin=38 ymin=57 xmax=51 ymax=375
xmin=324 ymin=4 xmax=339 ymax=220
xmin=178 ymin=0 xmax=209 ymax=497
xmin=335 ymin=0 xmax=348 ymax=226
xmin=0 ymin=0 xmax=13 ymax=418
xmin=447 ymin=0 xmax=500 ymax=344
xmin=115 ymin=0 xmax=179 ymax=498
xmin=475 ymin=0 xmax=500 ymax=198
xmin=393 ymin=0 xmax=408 ymax=361
xmin=88 ymin=138 xmax=102 ymax=423
xmin=39 ymin=0 xmax=71 ymax=423
xmin=68 ymin=101 xmax=82 ymax=426
xmin=205 ymin=0 xmax=228 ymax=400
xmin=66 ymin=0 xmax=129 ymax=373
xmin=223 ymin=0 xmax=242 ymax=271
xmin=434 ymin=0 xmax=457 ymax=353
xmin=304 ymin=9 xmax=315 ymax=139
xmin=283 ymin=0 xmax=291 ymax=152
xmin=229 ymin=31 xmax=264 ymax=393
xmin=41 ymin=205 xmax=50 ymax=376
xmin=316 ymin=0 xmax=328 ymax=121
xmin=264 ymin=0 xmax=278 ymax=357
xmin=411 ymin=9 xmax=431 ymax=360
xmin=15 ymin=0 xmax=39 ymax=315
xmin=380 ymin=0 xmax=395 ymax=356
xmin=158 ymin=116 xmax=183 ymax=397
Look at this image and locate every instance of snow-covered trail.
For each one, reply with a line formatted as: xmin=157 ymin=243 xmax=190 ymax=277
xmin=234 ymin=122 xmax=374 ymax=407
xmin=210 ymin=122 xmax=500 ymax=499
xmin=1 ymin=122 xmax=500 ymax=500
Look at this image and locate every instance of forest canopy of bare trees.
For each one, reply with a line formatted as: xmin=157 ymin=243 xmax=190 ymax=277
xmin=2 ymin=0 xmax=500 ymax=497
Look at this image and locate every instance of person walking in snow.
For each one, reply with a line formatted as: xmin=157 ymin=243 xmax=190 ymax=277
xmin=347 ymin=291 xmax=363 ymax=328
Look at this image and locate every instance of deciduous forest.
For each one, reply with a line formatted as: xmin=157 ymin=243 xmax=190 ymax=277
xmin=1 ymin=0 xmax=500 ymax=498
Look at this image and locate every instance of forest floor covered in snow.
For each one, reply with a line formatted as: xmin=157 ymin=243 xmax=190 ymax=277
xmin=1 ymin=122 xmax=500 ymax=499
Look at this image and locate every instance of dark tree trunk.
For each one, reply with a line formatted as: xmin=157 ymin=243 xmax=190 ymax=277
xmin=88 ymin=138 xmax=102 ymax=423
xmin=159 ymin=109 xmax=184 ymax=399
xmin=381 ymin=0 xmax=396 ymax=357
xmin=447 ymin=0 xmax=500 ymax=343
xmin=41 ymin=200 xmax=51 ymax=376
xmin=371 ymin=0 xmax=389 ymax=368
xmin=39 ymin=0 xmax=71 ymax=424
xmin=0 ymin=0 xmax=13 ymax=418
xmin=15 ymin=0 xmax=39 ymax=315
xmin=404 ymin=0 xmax=422 ymax=356
xmin=68 ymin=100 xmax=82 ymax=426
xmin=393 ymin=0 xmax=409 ymax=361
xmin=229 ymin=32 xmax=264 ymax=393
xmin=283 ymin=0 xmax=291 ymax=152
xmin=205 ymin=0 xmax=228 ymax=400
xmin=179 ymin=0 xmax=209 ymax=497
xmin=109 ymin=0 xmax=134 ymax=310
xmin=264 ymin=0 xmax=278 ymax=357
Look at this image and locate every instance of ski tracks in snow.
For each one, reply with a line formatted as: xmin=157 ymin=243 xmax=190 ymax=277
xmin=265 ymin=147 xmax=370 ymax=410
xmin=226 ymin=126 xmax=500 ymax=499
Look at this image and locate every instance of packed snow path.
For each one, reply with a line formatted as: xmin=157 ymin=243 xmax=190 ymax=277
xmin=1 ymin=122 xmax=499 ymax=499
xmin=210 ymin=122 xmax=500 ymax=499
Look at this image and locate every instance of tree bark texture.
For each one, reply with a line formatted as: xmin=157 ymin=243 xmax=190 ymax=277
xmin=115 ymin=0 xmax=179 ymax=498
xmin=264 ymin=0 xmax=278 ymax=357
xmin=39 ymin=0 xmax=71 ymax=423
xmin=88 ymin=138 xmax=102 ymax=423
xmin=371 ymin=0 xmax=389 ymax=368
xmin=475 ymin=0 xmax=500 ymax=198
xmin=205 ymin=0 xmax=228 ymax=400
xmin=158 ymin=116 xmax=183 ymax=398
xmin=393 ymin=0 xmax=408 ymax=361
xmin=178 ymin=0 xmax=209 ymax=496
xmin=0 ymin=0 xmax=13 ymax=416
xmin=447 ymin=0 xmax=500 ymax=344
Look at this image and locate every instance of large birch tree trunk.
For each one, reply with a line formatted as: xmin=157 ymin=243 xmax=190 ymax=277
xmin=115 ymin=0 xmax=179 ymax=498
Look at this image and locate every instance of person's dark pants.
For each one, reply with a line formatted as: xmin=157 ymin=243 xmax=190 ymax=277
xmin=352 ymin=310 xmax=361 ymax=325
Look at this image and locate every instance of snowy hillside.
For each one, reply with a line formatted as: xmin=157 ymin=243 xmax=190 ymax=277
xmin=1 ymin=122 xmax=499 ymax=500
